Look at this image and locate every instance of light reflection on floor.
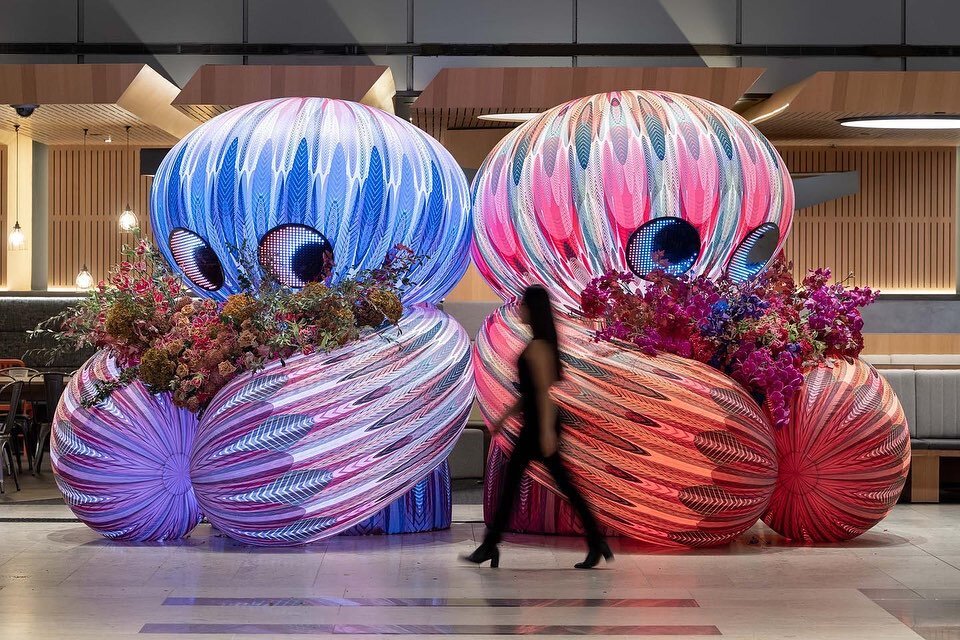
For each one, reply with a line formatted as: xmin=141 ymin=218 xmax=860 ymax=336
xmin=0 ymin=501 xmax=959 ymax=638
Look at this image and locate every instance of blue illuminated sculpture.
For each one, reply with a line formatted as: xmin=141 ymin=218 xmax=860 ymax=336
xmin=50 ymin=97 xmax=476 ymax=545
xmin=151 ymin=97 xmax=472 ymax=304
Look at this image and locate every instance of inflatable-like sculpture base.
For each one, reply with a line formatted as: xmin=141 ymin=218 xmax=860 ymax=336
xmin=52 ymin=352 xmax=202 ymax=541
xmin=343 ymin=462 xmax=451 ymax=535
xmin=191 ymin=306 xmax=474 ymax=546
xmin=762 ymin=360 xmax=911 ymax=543
xmin=477 ymin=306 xmax=778 ymax=548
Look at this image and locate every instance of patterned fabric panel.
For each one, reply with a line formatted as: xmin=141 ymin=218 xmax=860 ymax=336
xmin=151 ymin=98 xmax=471 ymax=304
xmin=762 ymin=360 xmax=911 ymax=543
xmin=476 ymin=304 xmax=778 ymax=548
xmin=52 ymin=351 xmax=202 ymax=541
xmin=471 ymin=90 xmax=794 ymax=312
xmin=342 ymin=462 xmax=451 ymax=536
xmin=878 ymin=370 xmax=917 ymax=438
xmin=191 ymin=306 xmax=475 ymax=546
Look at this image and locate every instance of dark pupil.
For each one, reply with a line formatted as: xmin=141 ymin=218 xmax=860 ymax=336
xmin=654 ymin=221 xmax=700 ymax=266
xmin=746 ymin=229 xmax=778 ymax=267
xmin=195 ymin=245 xmax=225 ymax=289
xmin=292 ymin=242 xmax=333 ymax=284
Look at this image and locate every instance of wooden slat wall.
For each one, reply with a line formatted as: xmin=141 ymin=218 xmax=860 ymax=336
xmin=0 ymin=145 xmax=6 ymax=288
xmin=48 ymin=146 xmax=154 ymax=289
xmin=780 ymin=147 xmax=957 ymax=293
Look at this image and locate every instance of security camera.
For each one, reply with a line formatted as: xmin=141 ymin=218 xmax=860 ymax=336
xmin=11 ymin=104 xmax=39 ymax=118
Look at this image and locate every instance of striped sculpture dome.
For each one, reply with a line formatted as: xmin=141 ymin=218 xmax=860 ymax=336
xmin=151 ymin=97 xmax=471 ymax=304
xmin=471 ymin=90 xmax=794 ymax=312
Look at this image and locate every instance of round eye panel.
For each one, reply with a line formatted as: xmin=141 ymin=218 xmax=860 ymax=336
xmin=169 ymin=228 xmax=225 ymax=291
xmin=626 ymin=217 xmax=701 ymax=279
xmin=258 ymin=223 xmax=335 ymax=288
xmin=726 ymin=223 xmax=780 ymax=283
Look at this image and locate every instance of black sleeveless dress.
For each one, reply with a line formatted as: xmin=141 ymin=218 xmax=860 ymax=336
xmin=515 ymin=346 xmax=560 ymax=456
xmin=484 ymin=346 xmax=603 ymax=546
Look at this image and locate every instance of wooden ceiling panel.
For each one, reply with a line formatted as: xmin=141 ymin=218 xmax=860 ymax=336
xmin=412 ymin=66 xmax=764 ymax=139
xmin=0 ymin=104 xmax=180 ymax=146
xmin=744 ymin=72 xmax=960 ymax=146
xmin=174 ymin=65 xmax=397 ymax=120
xmin=0 ymin=64 xmax=198 ymax=145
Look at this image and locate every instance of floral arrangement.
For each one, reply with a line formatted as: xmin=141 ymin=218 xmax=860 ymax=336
xmin=580 ymin=261 xmax=878 ymax=427
xmin=32 ymin=239 xmax=420 ymax=413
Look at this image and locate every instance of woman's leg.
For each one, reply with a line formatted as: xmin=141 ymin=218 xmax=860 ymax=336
xmin=484 ymin=443 xmax=533 ymax=546
xmin=542 ymin=453 xmax=603 ymax=546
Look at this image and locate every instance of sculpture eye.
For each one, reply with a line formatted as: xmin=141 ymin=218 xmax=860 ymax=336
xmin=258 ymin=223 xmax=335 ymax=288
xmin=726 ymin=223 xmax=780 ymax=283
xmin=169 ymin=228 xmax=225 ymax=291
xmin=626 ymin=217 xmax=701 ymax=279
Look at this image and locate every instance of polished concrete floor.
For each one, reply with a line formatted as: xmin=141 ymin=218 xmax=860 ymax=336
xmin=1 ymin=484 xmax=959 ymax=639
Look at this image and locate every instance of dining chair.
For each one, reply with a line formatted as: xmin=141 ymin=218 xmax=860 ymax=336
xmin=31 ymin=372 xmax=67 ymax=474
xmin=0 ymin=381 xmax=25 ymax=492
xmin=2 ymin=377 xmax=34 ymax=475
xmin=0 ymin=367 xmax=40 ymax=379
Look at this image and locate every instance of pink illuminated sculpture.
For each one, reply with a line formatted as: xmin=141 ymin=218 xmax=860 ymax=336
xmin=472 ymin=90 xmax=794 ymax=313
xmin=473 ymin=90 xmax=906 ymax=546
xmin=477 ymin=306 xmax=778 ymax=547
xmin=762 ymin=360 xmax=911 ymax=543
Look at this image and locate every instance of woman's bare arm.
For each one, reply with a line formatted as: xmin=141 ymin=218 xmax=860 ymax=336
xmin=526 ymin=339 xmax=559 ymax=456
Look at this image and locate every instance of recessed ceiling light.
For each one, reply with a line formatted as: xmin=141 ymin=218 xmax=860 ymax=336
xmin=476 ymin=112 xmax=542 ymax=123
xmin=839 ymin=116 xmax=960 ymax=130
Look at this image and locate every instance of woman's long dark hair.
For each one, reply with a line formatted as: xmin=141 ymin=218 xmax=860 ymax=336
xmin=522 ymin=285 xmax=563 ymax=380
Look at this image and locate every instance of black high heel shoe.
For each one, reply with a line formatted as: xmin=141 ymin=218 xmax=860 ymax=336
xmin=575 ymin=540 xmax=613 ymax=569
xmin=461 ymin=543 xmax=500 ymax=568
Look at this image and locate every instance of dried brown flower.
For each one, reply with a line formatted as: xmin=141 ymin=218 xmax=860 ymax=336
xmin=222 ymin=293 xmax=258 ymax=323
xmin=104 ymin=299 xmax=139 ymax=342
xmin=138 ymin=347 xmax=176 ymax=392
xmin=369 ymin=287 xmax=403 ymax=324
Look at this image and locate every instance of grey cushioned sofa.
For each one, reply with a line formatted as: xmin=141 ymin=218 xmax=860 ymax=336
xmin=880 ymin=369 xmax=960 ymax=502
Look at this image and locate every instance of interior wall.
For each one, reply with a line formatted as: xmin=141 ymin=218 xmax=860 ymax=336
xmin=47 ymin=145 xmax=153 ymax=290
xmin=1 ymin=128 xmax=32 ymax=290
xmin=779 ymin=147 xmax=957 ymax=294
xmin=0 ymin=145 xmax=5 ymax=288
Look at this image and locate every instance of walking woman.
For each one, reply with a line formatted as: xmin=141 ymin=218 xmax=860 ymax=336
xmin=463 ymin=285 xmax=612 ymax=570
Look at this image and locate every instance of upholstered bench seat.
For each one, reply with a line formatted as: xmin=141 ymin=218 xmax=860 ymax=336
xmin=879 ymin=367 xmax=960 ymax=502
xmin=911 ymin=439 xmax=960 ymax=450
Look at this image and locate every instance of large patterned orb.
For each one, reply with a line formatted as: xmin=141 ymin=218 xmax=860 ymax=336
xmin=52 ymin=352 xmax=202 ymax=541
xmin=762 ymin=360 xmax=911 ymax=543
xmin=191 ymin=306 xmax=474 ymax=545
xmin=151 ymin=97 xmax=471 ymax=303
xmin=477 ymin=305 xmax=778 ymax=547
xmin=472 ymin=90 xmax=794 ymax=312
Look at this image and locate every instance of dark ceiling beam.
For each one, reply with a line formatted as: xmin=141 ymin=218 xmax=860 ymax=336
xmin=3 ymin=42 xmax=960 ymax=57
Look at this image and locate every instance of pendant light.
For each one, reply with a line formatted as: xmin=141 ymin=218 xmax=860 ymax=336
xmin=76 ymin=129 xmax=91 ymax=289
xmin=8 ymin=124 xmax=25 ymax=250
xmin=118 ymin=125 xmax=138 ymax=231
xmin=75 ymin=264 xmax=93 ymax=290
